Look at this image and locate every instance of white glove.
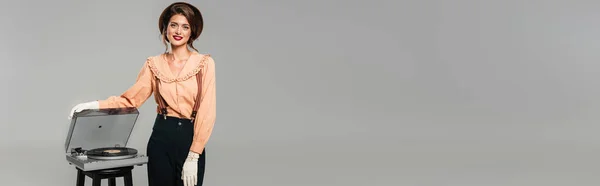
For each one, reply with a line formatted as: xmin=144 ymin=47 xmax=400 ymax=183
xmin=68 ymin=101 xmax=99 ymax=119
xmin=182 ymin=151 xmax=199 ymax=186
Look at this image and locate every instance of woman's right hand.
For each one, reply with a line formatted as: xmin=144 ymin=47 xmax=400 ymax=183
xmin=68 ymin=101 xmax=99 ymax=119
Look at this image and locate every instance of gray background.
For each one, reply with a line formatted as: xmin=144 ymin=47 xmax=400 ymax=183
xmin=1 ymin=0 xmax=599 ymax=185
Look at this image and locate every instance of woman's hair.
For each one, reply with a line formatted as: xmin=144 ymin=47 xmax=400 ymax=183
xmin=158 ymin=2 xmax=204 ymax=52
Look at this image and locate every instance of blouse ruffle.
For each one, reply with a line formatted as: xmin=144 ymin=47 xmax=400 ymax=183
xmin=147 ymin=53 xmax=211 ymax=83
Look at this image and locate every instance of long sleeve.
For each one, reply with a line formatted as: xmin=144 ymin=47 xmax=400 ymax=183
xmin=189 ymin=56 xmax=216 ymax=154
xmin=97 ymin=58 xmax=154 ymax=109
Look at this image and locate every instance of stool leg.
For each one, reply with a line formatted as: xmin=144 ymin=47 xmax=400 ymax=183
xmin=76 ymin=169 xmax=85 ymax=186
xmin=92 ymin=176 xmax=101 ymax=186
xmin=124 ymin=170 xmax=133 ymax=186
xmin=108 ymin=177 xmax=116 ymax=186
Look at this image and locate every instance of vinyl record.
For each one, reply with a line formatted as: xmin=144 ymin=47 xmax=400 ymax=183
xmin=87 ymin=147 xmax=138 ymax=160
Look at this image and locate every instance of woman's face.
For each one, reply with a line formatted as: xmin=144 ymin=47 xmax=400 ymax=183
xmin=166 ymin=14 xmax=191 ymax=47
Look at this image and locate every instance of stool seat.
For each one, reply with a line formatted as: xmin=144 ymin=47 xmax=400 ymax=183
xmin=76 ymin=166 xmax=134 ymax=186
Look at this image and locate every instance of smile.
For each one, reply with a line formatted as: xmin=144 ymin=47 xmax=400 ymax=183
xmin=173 ymin=36 xmax=183 ymax=41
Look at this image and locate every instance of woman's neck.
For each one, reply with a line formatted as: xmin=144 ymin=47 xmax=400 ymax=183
xmin=170 ymin=45 xmax=192 ymax=62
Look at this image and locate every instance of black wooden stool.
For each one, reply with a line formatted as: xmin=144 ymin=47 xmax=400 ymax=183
xmin=76 ymin=166 xmax=134 ymax=186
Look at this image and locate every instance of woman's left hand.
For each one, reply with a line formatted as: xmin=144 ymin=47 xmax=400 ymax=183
xmin=182 ymin=151 xmax=199 ymax=186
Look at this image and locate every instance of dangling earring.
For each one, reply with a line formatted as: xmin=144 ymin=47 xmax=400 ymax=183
xmin=163 ymin=30 xmax=172 ymax=54
xmin=166 ymin=39 xmax=172 ymax=54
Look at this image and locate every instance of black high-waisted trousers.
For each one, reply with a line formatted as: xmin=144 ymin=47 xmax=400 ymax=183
xmin=147 ymin=114 xmax=206 ymax=186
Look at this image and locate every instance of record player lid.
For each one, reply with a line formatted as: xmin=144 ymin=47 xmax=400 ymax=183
xmin=64 ymin=107 xmax=140 ymax=153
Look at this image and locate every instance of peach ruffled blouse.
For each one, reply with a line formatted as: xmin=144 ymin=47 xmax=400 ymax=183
xmin=97 ymin=51 xmax=216 ymax=154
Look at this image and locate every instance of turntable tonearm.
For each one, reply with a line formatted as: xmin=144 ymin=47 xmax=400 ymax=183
xmin=64 ymin=107 xmax=148 ymax=171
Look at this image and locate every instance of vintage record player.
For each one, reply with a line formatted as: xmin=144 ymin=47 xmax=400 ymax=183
xmin=64 ymin=107 xmax=148 ymax=171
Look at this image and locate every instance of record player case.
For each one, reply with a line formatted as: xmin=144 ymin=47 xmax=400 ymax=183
xmin=64 ymin=107 xmax=148 ymax=185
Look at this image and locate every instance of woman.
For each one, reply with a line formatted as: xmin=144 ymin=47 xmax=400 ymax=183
xmin=68 ymin=2 xmax=216 ymax=186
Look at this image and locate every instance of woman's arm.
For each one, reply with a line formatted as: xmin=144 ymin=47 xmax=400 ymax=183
xmin=97 ymin=57 xmax=154 ymax=109
xmin=189 ymin=56 xmax=216 ymax=154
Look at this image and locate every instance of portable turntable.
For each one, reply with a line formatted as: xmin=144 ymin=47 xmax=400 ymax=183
xmin=64 ymin=107 xmax=148 ymax=185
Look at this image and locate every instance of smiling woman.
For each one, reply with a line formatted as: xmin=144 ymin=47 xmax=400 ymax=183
xmin=68 ymin=2 xmax=216 ymax=186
